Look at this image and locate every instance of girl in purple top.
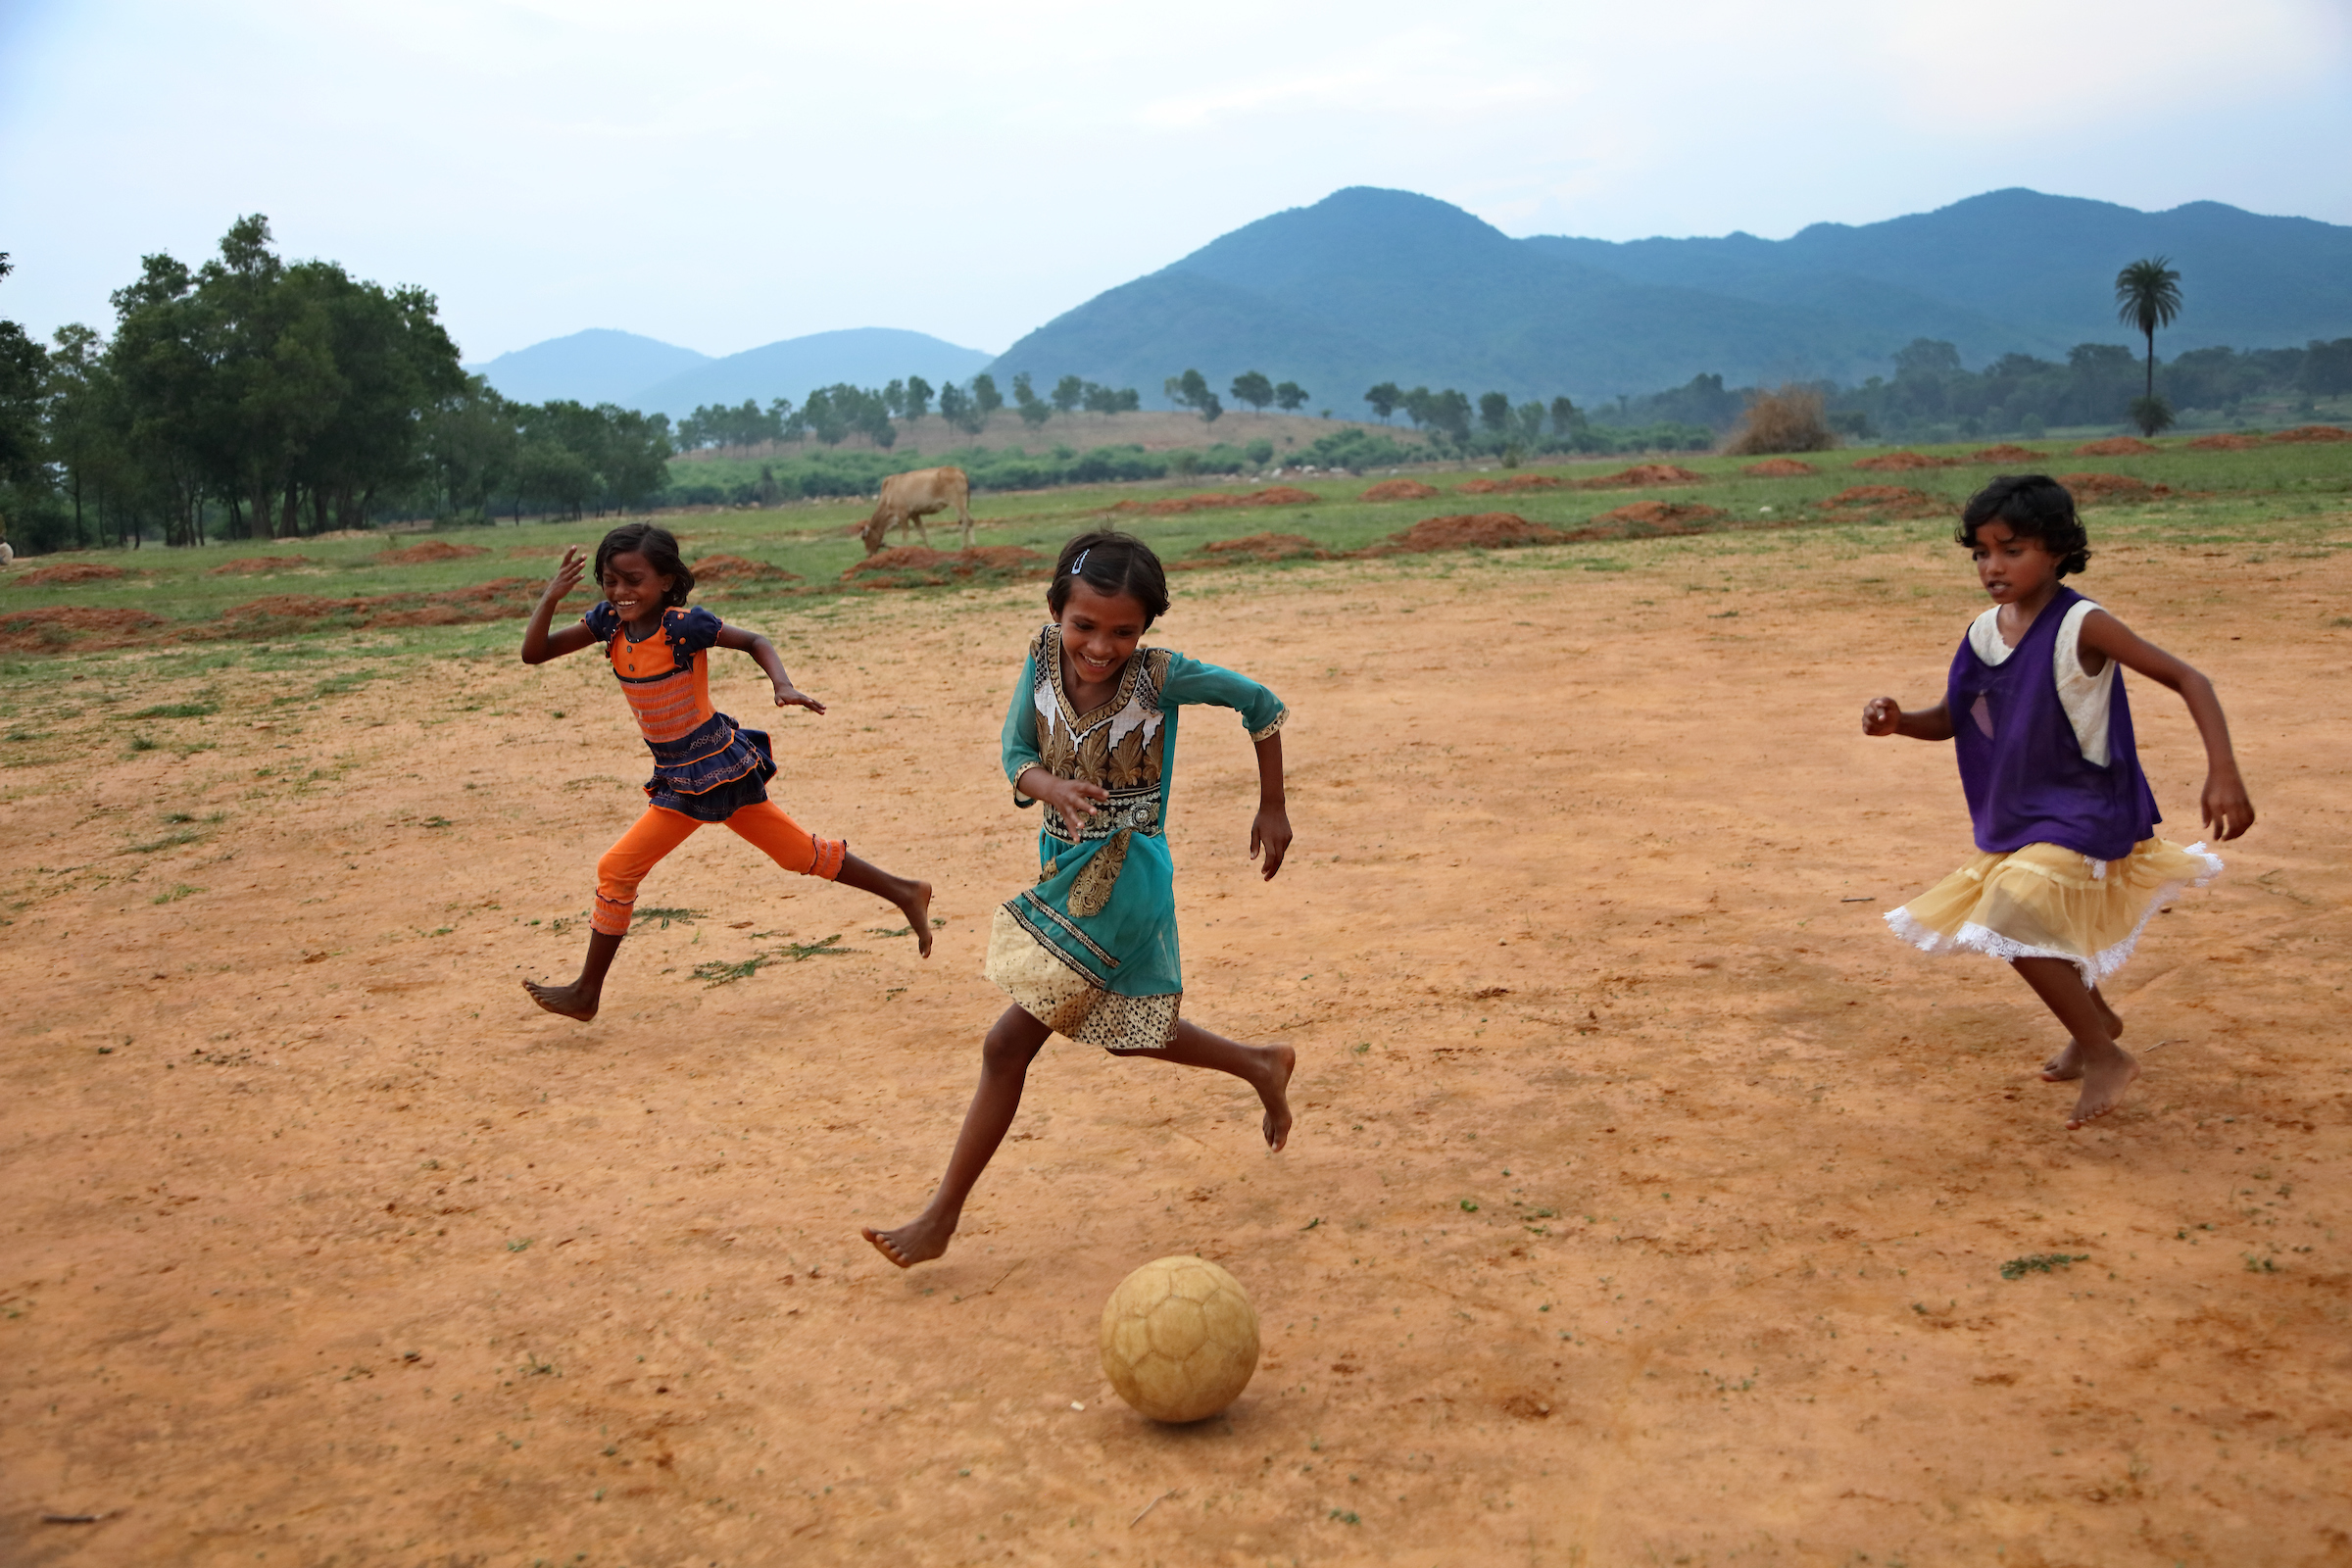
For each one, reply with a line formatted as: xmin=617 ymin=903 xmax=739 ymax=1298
xmin=1864 ymin=475 xmax=2255 ymax=1130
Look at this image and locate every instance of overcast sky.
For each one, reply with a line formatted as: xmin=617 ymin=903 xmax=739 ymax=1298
xmin=5 ymin=0 xmax=2348 ymax=363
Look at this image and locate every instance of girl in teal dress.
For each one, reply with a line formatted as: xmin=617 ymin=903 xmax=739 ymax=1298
xmin=863 ymin=530 xmax=1296 ymax=1268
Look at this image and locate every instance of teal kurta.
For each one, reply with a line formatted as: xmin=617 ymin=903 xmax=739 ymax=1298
xmin=984 ymin=622 xmax=1286 ymax=1051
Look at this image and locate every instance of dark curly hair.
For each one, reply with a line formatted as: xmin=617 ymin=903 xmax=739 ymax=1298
xmin=1956 ymin=475 xmax=2090 ymax=576
xmin=1046 ymin=530 xmax=1170 ymax=626
xmin=593 ymin=522 xmax=695 ymax=608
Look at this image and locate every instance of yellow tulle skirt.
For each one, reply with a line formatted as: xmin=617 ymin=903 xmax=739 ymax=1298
xmin=1886 ymin=838 xmax=2223 ymax=988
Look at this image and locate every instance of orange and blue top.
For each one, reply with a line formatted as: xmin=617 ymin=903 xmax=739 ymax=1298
xmin=582 ymin=603 xmax=776 ymax=822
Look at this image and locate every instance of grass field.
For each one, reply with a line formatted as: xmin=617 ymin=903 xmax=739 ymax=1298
xmin=1 ymin=432 xmax=2348 ymax=1564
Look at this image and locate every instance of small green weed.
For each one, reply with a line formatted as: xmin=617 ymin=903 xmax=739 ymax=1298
xmin=151 ymin=884 xmax=202 ymax=905
xmin=2000 ymin=1252 xmax=2088 ymax=1280
xmin=130 ymin=703 xmax=218 ymax=718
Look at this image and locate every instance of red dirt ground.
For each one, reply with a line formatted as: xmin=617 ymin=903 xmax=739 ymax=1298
xmin=2270 ymin=424 xmax=2352 ymax=444
xmin=1118 ymin=487 xmax=1324 ymax=516
xmin=2074 ymin=437 xmax=2160 ymax=457
xmin=692 ymin=555 xmax=801 ymax=585
xmin=1357 ymin=479 xmax=1442 ymax=502
xmin=1967 ymin=445 xmax=2045 ymax=464
xmin=377 ymin=540 xmax=491 ymax=565
xmin=0 ymin=605 xmax=166 ymax=652
xmin=1741 ymin=459 xmax=1818 ymax=477
xmin=1181 ymin=533 xmax=1326 ymax=565
xmin=1378 ymin=513 xmax=1562 ymax=552
xmin=1852 ymin=452 xmax=1959 ymax=472
xmin=2058 ymin=472 xmax=2174 ymax=505
xmin=2185 ymin=434 xmax=2262 ymax=452
xmin=206 ymin=556 xmax=318 ymax=576
xmin=1455 ymin=475 xmax=1564 ymax=495
xmin=1573 ymin=465 xmax=1706 ymax=490
xmin=1578 ymin=501 xmax=1732 ymax=533
xmin=841 ymin=546 xmax=1048 ymax=587
xmin=9 ymin=562 xmax=127 ymax=587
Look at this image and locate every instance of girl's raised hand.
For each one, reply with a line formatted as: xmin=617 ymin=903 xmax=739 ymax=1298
xmin=545 ymin=545 xmax=586 ymax=602
xmin=1862 ymin=696 xmax=1900 ymax=736
xmin=772 ymin=681 xmax=827 ymax=715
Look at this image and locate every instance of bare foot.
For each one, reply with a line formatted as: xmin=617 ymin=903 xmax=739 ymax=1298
xmin=900 ymin=880 xmax=935 ymax=959
xmin=1252 ymin=1043 xmax=1296 ymax=1152
xmin=522 ymin=978 xmax=599 ymax=1022
xmin=2043 ymin=992 xmax=2125 ymax=1080
xmin=861 ymin=1214 xmax=953 ymax=1268
xmin=2067 ymin=1048 xmax=2140 ymax=1130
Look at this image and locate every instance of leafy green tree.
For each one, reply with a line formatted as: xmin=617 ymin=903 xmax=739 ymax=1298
xmin=1052 ymin=374 xmax=1084 ymax=416
xmin=1513 ymin=402 xmax=1545 ymax=443
xmin=0 ymin=254 xmax=46 ymax=495
xmin=1364 ymin=382 xmax=1400 ymax=422
xmin=2114 ymin=256 xmax=2183 ymax=404
xmin=1478 ymin=391 xmax=1510 ymax=433
xmin=1012 ymin=371 xmax=1052 ymax=427
xmin=1229 ymin=369 xmax=1273 ymax=414
xmin=423 ymin=375 xmax=519 ymax=518
xmin=882 ymin=379 xmax=906 ymax=418
xmin=804 ymin=386 xmax=848 ymax=446
xmin=903 ymin=375 xmax=933 ymax=421
xmin=1165 ymin=368 xmax=1221 ymax=423
xmin=1549 ymin=395 xmax=1583 ymax=436
xmin=970 ymin=373 xmax=1003 ymax=430
xmin=1274 ymin=380 xmax=1307 ymax=413
xmin=937 ymin=381 xmax=976 ymax=434
xmin=1083 ymin=382 xmax=1140 ymax=416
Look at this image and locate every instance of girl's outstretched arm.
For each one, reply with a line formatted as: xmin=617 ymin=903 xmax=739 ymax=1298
xmin=1250 ymin=730 xmax=1291 ymax=880
xmin=714 ymin=623 xmax=825 ymax=713
xmin=1863 ymin=695 xmax=1953 ymax=741
xmin=2078 ymin=611 xmax=2255 ymax=840
xmin=520 ymin=547 xmax=600 ymax=664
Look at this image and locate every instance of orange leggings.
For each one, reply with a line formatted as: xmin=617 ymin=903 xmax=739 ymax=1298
xmin=592 ymin=802 xmax=847 ymax=936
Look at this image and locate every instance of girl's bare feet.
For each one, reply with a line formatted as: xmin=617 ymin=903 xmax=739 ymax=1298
xmin=837 ymin=858 xmax=935 ymax=957
xmin=861 ymin=1213 xmax=954 ymax=1268
xmin=2068 ymin=1047 xmax=2140 ymax=1129
xmin=901 ymin=880 xmax=935 ymax=958
xmin=522 ymin=978 xmax=600 ymax=1021
xmin=2041 ymin=988 xmax=2123 ymax=1080
xmin=1254 ymin=1043 xmax=1297 ymax=1151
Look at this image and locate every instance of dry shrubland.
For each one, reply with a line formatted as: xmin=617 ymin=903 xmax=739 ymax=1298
xmin=1727 ymin=384 xmax=1840 ymax=455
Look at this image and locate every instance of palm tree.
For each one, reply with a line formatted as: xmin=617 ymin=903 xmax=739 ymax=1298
xmin=2114 ymin=257 xmax=2183 ymax=402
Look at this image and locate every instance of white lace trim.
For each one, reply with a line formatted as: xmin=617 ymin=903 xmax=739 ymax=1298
xmin=1882 ymin=842 xmax=2224 ymax=988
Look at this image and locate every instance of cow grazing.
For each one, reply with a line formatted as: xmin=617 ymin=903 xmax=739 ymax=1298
xmin=860 ymin=466 xmax=974 ymax=555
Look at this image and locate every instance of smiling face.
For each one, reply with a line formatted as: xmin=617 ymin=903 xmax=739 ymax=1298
xmin=599 ymin=550 xmax=674 ymax=625
xmin=1971 ymin=520 xmax=2063 ymax=609
xmin=1056 ymin=578 xmax=1150 ymax=694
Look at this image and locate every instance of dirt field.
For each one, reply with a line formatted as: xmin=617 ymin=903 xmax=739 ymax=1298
xmin=3 ymin=528 xmax=2349 ymax=1565
xmin=673 ymin=408 xmax=1428 ymax=463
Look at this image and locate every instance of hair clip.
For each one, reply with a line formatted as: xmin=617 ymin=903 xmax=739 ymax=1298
xmin=1068 ymin=548 xmax=1091 ymax=577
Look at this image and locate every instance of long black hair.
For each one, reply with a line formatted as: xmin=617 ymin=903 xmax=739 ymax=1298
xmin=1046 ymin=530 xmax=1170 ymax=626
xmin=1956 ymin=475 xmax=2090 ymax=576
xmin=594 ymin=522 xmax=695 ymax=607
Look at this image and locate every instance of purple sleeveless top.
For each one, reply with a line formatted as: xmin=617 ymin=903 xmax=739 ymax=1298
xmin=1947 ymin=584 xmax=2160 ymax=862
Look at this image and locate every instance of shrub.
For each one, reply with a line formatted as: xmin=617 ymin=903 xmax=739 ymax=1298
xmin=1728 ymin=385 xmax=1840 ymax=455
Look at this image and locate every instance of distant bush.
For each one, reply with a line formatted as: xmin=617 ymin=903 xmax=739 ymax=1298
xmin=1728 ymin=385 xmax=1840 ymax=455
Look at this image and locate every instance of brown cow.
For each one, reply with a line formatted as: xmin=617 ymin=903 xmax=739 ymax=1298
xmin=860 ymin=466 xmax=974 ymax=555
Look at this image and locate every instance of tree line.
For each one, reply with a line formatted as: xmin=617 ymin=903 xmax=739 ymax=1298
xmin=673 ymin=373 xmax=1148 ymax=454
xmin=0 ymin=217 xmax=676 ymax=554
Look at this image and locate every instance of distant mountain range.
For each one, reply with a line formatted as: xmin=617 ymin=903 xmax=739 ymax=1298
xmin=991 ymin=187 xmax=2352 ymax=407
xmin=466 ymin=326 xmax=994 ymax=417
xmin=472 ymin=188 xmax=2352 ymax=416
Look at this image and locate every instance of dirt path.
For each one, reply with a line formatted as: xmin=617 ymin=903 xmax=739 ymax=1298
xmin=3 ymin=535 xmax=2347 ymax=1565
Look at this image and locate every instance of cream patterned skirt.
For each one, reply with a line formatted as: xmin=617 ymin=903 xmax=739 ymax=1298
xmin=1885 ymin=838 xmax=2224 ymax=988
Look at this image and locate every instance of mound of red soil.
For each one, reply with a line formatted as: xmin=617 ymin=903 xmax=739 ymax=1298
xmin=2270 ymin=424 xmax=2352 ymax=444
xmin=1377 ymin=514 xmax=1564 ymax=554
xmin=1359 ymin=478 xmax=1441 ymax=502
xmin=194 ymin=577 xmax=553 ymax=640
xmin=1576 ymin=502 xmax=1731 ymax=534
xmin=1814 ymin=485 xmax=1946 ymax=519
xmin=1853 ymin=451 xmax=1959 ymax=471
xmin=842 ymin=546 xmax=1047 ymax=587
xmin=1968 ymin=445 xmax=2044 ymax=464
xmin=1179 ymin=533 xmax=1325 ymax=567
xmin=1456 ymin=474 xmax=1564 ymax=495
xmin=1132 ymin=485 xmax=1323 ymax=515
xmin=1742 ymin=459 xmax=1818 ymax=477
xmin=0 ymin=606 xmax=167 ymax=652
xmin=2186 ymin=433 xmax=2262 ymax=451
xmin=2074 ymin=437 xmax=2159 ymax=457
xmin=1574 ymin=465 xmax=1706 ymax=490
xmin=207 ymin=556 xmax=315 ymax=576
xmin=377 ymin=539 xmax=490 ymax=565
xmin=1249 ymin=485 xmax=1320 ymax=506
xmin=2058 ymin=471 xmax=2173 ymax=505
xmin=12 ymin=562 xmax=128 ymax=587
xmin=690 ymin=554 xmax=799 ymax=584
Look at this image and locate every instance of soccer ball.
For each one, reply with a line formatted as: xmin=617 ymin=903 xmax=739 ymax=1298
xmin=1099 ymin=1254 xmax=1260 ymax=1423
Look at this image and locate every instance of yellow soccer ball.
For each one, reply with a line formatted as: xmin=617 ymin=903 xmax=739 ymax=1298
xmin=1099 ymin=1254 xmax=1260 ymax=1423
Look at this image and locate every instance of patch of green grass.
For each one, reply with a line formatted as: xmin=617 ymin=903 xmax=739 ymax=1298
xmin=2000 ymin=1252 xmax=2088 ymax=1280
xmin=127 ymin=829 xmax=203 ymax=854
xmin=633 ymin=906 xmax=703 ymax=925
xmin=151 ymin=883 xmax=202 ymax=905
xmin=691 ymin=932 xmax=857 ymax=985
xmin=129 ymin=702 xmax=218 ymax=718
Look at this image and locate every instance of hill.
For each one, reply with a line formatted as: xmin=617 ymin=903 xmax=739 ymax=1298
xmin=466 ymin=328 xmax=710 ymax=407
xmin=991 ymin=187 xmax=2352 ymax=408
xmin=470 ymin=326 xmax=996 ymax=417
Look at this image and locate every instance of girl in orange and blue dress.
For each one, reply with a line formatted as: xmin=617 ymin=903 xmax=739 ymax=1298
xmin=519 ymin=522 xmax=931 ymax=1020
